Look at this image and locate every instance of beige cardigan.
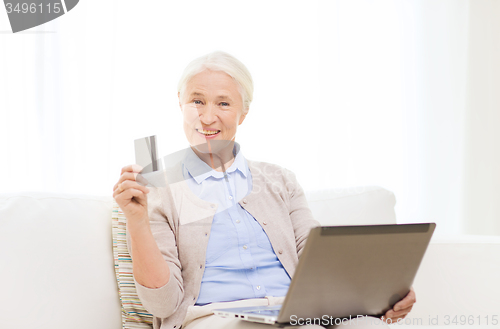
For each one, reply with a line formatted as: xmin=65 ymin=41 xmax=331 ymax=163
xmin=126 ymin=159 xmax=320 ymax=329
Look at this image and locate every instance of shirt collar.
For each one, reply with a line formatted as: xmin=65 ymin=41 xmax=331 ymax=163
xmin=183 ymin=143 xmax=248 ymax=184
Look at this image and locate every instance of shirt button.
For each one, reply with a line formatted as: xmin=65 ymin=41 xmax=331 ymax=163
xmin=242 ymin=199 xmax=247 ymax=204
xmin=236 ymin=219 xmax=241 ymax=223
xmin=243 ymin=245 xmax=248 ymax=250
xmin=256 ymin=285 xmax=261 ymax=290
xmin=200 ymin=264 xmax=203 ymax=269
xmin=278 ymin=250 xmax=283 ymax=254
xmin=205 ymin=233 xmax=208 ymax=236
xmin=229 ymin=196 xmax=233 ymax=200
xmin=263 ymin=221 xmax=267 ymax=225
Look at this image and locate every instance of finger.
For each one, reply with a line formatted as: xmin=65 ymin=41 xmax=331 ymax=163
xmin=386 ymin=305 xmax=413 ymax=318
xmin=113 ymin=172 xmax=151 ymax=191
xmin=113 ymin=182 xmax=128 ymax=198
xmin=115 ymin=187 xmax=147 ymax=201
xmin=113 ymin=172 xmax=139 ymax=191
xmin=120 ymin=164 xmax=144 ymax=175
xmin=119 ymin=180 xmax=150 ymax=194
xmin=394 ymin=287 xmax=416 ymax=311
xmin=128 ymin=187 xmax=146 ymax=198
xmin=112 ymin=183 xmax=149 ymax=200
xmin=113 ymin=185 xmax=125 ymax=198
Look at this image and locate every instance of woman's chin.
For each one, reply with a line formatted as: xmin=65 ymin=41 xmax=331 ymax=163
xmin=191 ymin=139 xmax=234 ymax=155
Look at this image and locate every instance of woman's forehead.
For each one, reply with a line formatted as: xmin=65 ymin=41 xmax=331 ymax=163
xmin=190 ymin=91 xmax=232 ymax=99
xmin=184 ymin=70 xmax=241 ymax=98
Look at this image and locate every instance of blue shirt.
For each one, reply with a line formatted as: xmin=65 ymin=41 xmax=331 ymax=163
xmin=181 ymin=145 xmax=291 ymax=305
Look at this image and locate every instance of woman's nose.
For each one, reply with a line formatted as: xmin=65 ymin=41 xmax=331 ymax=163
xmin=199 ymin=104 xmax=217 ymax=125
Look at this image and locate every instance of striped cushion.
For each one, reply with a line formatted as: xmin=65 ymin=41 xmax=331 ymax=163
xmin=112 ymin=201 xmax=153 ymax=328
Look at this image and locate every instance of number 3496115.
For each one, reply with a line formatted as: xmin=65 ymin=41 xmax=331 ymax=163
xmin=5 ymin=3 xmax=62 ymax=14
xmin=444 ymin=315 xmax=498 ymax=326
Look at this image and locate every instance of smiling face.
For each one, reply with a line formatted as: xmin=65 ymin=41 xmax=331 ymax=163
xmin=179 ymin=69 xmax=246 ymax=156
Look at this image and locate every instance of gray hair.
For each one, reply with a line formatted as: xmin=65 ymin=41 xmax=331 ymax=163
xmin=177 ymin=51 xmax=253 ymax=114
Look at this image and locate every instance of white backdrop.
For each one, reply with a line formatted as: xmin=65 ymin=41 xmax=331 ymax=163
xmin=1 ymin=0 xmax=499 ymax=236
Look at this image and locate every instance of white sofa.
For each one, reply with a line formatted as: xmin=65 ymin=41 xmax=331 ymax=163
xmin=1 ymin=187 xmax=499 ymax=328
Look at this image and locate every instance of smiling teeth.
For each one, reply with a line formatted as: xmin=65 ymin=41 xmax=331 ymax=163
xmin=198 ymin=129 xmax=219 ymax=135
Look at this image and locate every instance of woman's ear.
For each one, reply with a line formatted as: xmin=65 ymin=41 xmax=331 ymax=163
xmin=178 ymin=92 xmax=182 ymax=111
xmin=238 ymin=111 xmax=247 ymax=125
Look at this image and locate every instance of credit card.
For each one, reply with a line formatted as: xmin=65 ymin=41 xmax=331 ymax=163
xmin=134 ymin=135 xmax=158 ymax=173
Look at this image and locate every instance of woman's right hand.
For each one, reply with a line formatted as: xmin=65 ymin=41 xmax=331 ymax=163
xmin=113 ymin=165 xmax=171 ymax=291
xmin=113 ymin=164 xmax=150 ymax=229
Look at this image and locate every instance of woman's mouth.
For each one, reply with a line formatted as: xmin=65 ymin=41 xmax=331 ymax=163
xmin=196 ymin=129 xmax=221 ymax=138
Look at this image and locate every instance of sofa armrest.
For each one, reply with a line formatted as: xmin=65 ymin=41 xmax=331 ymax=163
xmin=0 ymin=193 xmax=122 ymax=329
xmin=405 ymin=235 xmax=500 ymax=324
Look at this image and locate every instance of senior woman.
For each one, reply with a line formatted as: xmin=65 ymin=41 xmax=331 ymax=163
xmin=113 ymin=51 xmax=416 ymax=329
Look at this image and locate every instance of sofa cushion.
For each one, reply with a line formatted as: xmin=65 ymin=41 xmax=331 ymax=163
xmin=112 ymin=201 xmax=153 ymax=328
xmin=0 ymin=192 xmax=122 ymax=329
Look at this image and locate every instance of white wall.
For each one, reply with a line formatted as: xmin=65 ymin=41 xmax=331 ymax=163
xmin=462 ymin=0 xmax=500 ymax=235
xmin=1 ymin=0 xmax=498 ymax=236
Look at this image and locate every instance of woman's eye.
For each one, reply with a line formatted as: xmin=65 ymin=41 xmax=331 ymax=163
xmin=193 ymin=100 xmax=203 ymax=105
xmin=220 ymin=102 xmax=229 ymax=107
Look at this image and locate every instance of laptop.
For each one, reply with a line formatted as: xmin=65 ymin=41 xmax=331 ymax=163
xmin=213 ymin=223 xmax=435 ymax=324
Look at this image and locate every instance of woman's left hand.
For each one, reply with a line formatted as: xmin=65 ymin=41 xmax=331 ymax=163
xmin=381 ymin=287 xmax=416 ymax=324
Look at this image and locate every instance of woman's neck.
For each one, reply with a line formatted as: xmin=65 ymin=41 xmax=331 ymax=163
xmin=191 ymin=141 xmax=236 ymax=172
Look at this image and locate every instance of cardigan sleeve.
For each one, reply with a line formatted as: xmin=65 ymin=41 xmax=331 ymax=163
xmin=283 ymin=168 xmax=321 ymax=258
xmin=126 ymin=184 xmax=184 ymax=319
